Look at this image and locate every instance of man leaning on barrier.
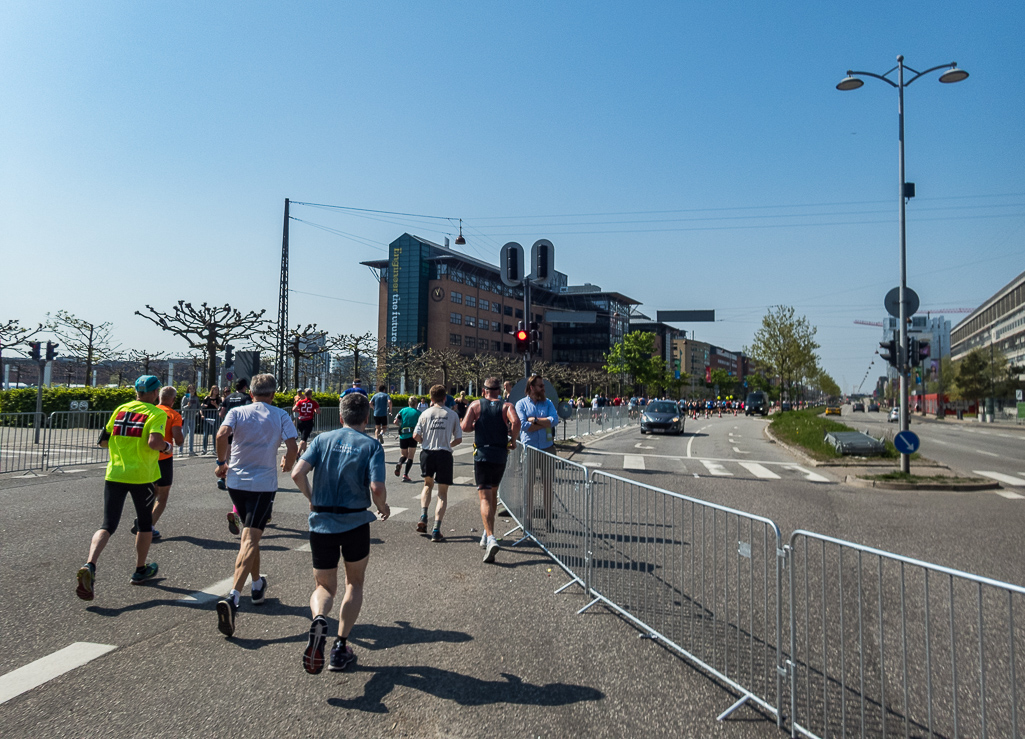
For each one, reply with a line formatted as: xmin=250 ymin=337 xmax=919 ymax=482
xmin=515 ymin=375 xmax=559 ymax=523
xmin=75 ymin=375 xmax=168 ymax=601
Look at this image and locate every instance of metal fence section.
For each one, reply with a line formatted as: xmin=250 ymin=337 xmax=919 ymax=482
xmin=44 ymin=410 xmax=111 ymax=470
xmin=584 ymin=470 xmax=786 ymax=726
xmin=786 ymin=530 xmax=1025 ymax=739
xmin=0 ymin=412 xmax=45 ymax=473
xmin=560 ymin=406 xmax=637 ymax=440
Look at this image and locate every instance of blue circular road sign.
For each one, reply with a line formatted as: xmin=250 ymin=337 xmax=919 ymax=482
xmin=893 ymin=430 xmax=920 ymax=454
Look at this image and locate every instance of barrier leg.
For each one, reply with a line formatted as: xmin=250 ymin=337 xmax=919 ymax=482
xmin=716 ymin=694 xmax=752 ymax=722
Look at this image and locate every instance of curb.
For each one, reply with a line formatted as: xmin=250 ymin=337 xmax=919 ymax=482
xmin=844 ymin=475 xmax=1000 ymax=492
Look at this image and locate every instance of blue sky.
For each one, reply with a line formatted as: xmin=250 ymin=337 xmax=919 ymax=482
xmin=2 ymin=1 xmax=1022 ymax=392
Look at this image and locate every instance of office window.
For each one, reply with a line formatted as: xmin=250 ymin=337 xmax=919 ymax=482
xmin=493 ymin=303 xmax=502 ymax=314
xmin=465 ymin=315 xmax=476 ymax=328
xmin=465 ymin=336 xmax=476 ymax=349
xmin=492 ymin=321 xmax=501 ymax=332
xmin=465 ymin=295 xmax=476 ymax=309
xmin=465 ymin=274 xmax=477 ymax=288
xmin=504 ymin=305 xmax=513 ymax=316
xmin=515 ymin=308 xmax=523 ymax=319
xmin=479 ymin=299 xmax=489 ymax=312
xmin=504 ymin=324 xmax=512 ymax=334
xmin=503 ymin=342 xmax=512 ymax=353
xmin=450 ymin=270 xmax=464 ymax=284
xmin=492 ymin=341 xmax=501 ymax=352
xmin=450 ymin=334 xmax=461 ymax=346
xmin=450 ymin=291 xmax=462 ymax=304
xmin=450 ymin=313 xmax=462 ymax=325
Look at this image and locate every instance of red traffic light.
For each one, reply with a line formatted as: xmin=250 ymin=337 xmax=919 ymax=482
xmin=515 ymin=330 xmax=528 ymax=341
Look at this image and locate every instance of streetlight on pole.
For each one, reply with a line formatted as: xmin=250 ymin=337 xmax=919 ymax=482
xmin=837 ymin=55 xmax=969 ymax=473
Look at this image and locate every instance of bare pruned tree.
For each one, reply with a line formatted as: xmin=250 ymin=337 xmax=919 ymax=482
xmin=125 ymin=349 xmax=168 ymax=376
xmin=0 ymin=319 xmax=45 ymax=387
xmin=331 ymin=332 xmax=376 ymax=384
xmin=136 ymin=302 xmax=268 ymax=386
xmin=415 ymin=347 xmax=467 ymax=390
xmin=251 ymin=323 xmax=327 ymax=390
xmin=380 ymin=343 xmax=424 ymax=392
xmin=47 ymin=311 xmax=121 ymax=386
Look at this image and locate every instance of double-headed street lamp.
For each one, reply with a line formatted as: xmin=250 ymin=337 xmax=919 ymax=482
xmin=837 ymin=55 xmax=969 ymax=473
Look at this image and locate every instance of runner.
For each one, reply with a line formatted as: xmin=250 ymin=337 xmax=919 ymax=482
xmin=341 ymin=378 xmax=368 ymax=398
xmin=219 ymin=378 xmax=253 ymax=529
xmin=393 ymin=396 xmax=421 ymax=482
xmin=293 ymin=388 xmax=321 ymax=456
xmin=75 ymin=375 xmax=167 ymax=601
xmin=412 ymin=384 xmax=462 ymax=542
xmin=369 ymin=384 xmax=392 ymax=443
xmin=291 ymin=393 xmax=390 ymax=673
xmin=214 ymin=373 xmax=298 ymax=638
xmin=460 ymin=377 xmax=520 ymax=564
xmin=130 ymin=385 xmax=183 ymax=540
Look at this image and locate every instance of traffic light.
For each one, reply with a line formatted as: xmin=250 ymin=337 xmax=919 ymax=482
xmin=28 ymin=341 xmax=41 ymax=360
xmin=500 ymin=242 xmax=524 ymax=286
xmin=917 ymin=340 xmax=931 ymax=366
xmin=878 ymin=338 xmax=898 ymax=368
xmin=528 ymin=321 xmax=540 ymax=354
xmin=907 ymin=337 xmax=919 ymax=367
xmin=532 ymin=240 xmax=553 ymax=282
xmin=224 ymin=344 xmax=235 ymax=367
xmin=514 ymin=321 xmax=528 ymax=353
xmin=45 ymin=341 xmax=59 ymax=361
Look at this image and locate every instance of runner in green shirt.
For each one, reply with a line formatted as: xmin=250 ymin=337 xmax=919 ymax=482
xmin=392 ymin=396 xmax=421 ymax=482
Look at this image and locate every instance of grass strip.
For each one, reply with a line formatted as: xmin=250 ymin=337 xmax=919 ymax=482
xmin=770 ymin=406 xmax=906 ymax=460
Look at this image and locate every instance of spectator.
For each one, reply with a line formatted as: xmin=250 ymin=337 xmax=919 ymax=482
xmin=515 ymin=375 xmax=559 ymax=522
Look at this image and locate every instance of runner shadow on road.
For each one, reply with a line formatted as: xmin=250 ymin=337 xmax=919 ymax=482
xmin=349 ymin=620 xmax=472 ymax=651
xmin=327 ymin=666 xmax=603 ymax=713
xmin=162 ymin=535 xmax=292 ymax=552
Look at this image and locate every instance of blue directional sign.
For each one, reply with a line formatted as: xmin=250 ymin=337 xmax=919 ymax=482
xmin=893 ymin=430 xmax=920 ymax=454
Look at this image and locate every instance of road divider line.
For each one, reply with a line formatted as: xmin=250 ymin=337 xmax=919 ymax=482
xmin=701 ymin=460 xmax=732 ymax=477
xmin=0 ymin=642 xmax=116 ymax=705
xmin=623 ymin=455 xmax=646 ymax=471
xmin=976 ymin=450 xmax=1001 ymax=457
xmin=975 ymin=471 xmax=1025 ymax=486
xmin=997 ymin=491 xmax=1025 ymax=499
xmin=739 ymin=462 xmax=781 ymax=479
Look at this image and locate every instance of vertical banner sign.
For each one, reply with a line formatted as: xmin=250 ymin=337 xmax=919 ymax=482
xmin=388 ymin=244 xmax=402 ymax=345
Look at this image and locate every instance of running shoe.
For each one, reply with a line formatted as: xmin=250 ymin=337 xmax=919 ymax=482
xmin=216 ymin=597 xmax=237 ymax=637
xmin=130 ymin=562 xmax=159 ymax=585
xmin=251 ymin=576 xmax=267 ymax=606
xmin=150 ymin=528 xmax=161 ymax=541
xmin=303 ymin=616 xmax=328 ymax=674
xmin=217 ymin=478 xmax=227 ymax=491
xmin=430 ymin=529 xmax=444 ymax=543
xmin=328 ymin=640 xmax=356 ymax=672
xmin=484 ymin=538 xmax=501 ymax=564
xmin=227 ymin=511 xmax=241 ymax=536
xmin=480 ymin=532 xmax=488 ymax=548
xmin=416 ymin=518 xmax=427 ymax=533
xmin=76 ymin=565 xmax=95 ymax=601
xmin=402 ymin=474 xmax=412 ymax=482
xmin=394 ymin=464 xmax=401 ymax=477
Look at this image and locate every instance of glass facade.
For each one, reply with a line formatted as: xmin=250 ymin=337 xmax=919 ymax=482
xmin=386 ymin=234 xmax=432 ymax=348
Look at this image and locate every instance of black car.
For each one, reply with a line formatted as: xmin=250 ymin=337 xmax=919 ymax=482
xmin=640 ymin=401 xmax=685 ymax=435
xmin=745 ymin=391 xmax=769 ymax=416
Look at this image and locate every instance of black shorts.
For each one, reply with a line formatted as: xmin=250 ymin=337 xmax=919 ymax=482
xmin=310 ymin=524 xmax=371 ymax=569
xmin=399 ymin=437 xmax=417 ymax=450
xmin=474 ymin=460 xmax=506 ymax=489
xmin=226 ymin=488 xmax=275 ymax=531
xmin=156 ymin=457 xmax=173 ymax=487
xmin=373 ymin=415 xmax=388 ymax=427
xmin=420 ymin=449 xmax=454 ymax=485
xmin=297 ymin=419 xmax=315 ymax=441
xmin=102 ymin=480 xmax=155 ymax=534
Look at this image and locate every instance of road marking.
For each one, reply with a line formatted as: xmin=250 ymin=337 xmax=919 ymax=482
xmin=732 ymin=447 xmax=751 ymax=454
xmin=997 ymin=491 xmax=1025 ymax=499
xmin=0 ymin=642 xmax=117 ymax=705
xmin=388 ymin=506 xmax=409 ymax=516
xmin=976 ymin=450 xmax=1001 ymax=457
xmin=453 ymin=447 xmax=474 ymax=457
xmin=453 ymin=476 xmax=472 ymax=485
xmin=783 ymin=465 xmax=831 ymax=483
xmin=739 ymin=462 xmax=781 ymax=479
xmin=294 ymin=543 xmax=312 ymax=552
xmin=623 ymin=455 xmax=646 ymax=471
xmin=181 ymin=576 xmax=246 ymax=602
xmin=635 ymin=442 xmax=654 ymax=449
xmin=701 ymin=460 xmax=732 ymax=476
xmin=930 ymin=438 xmax=951 ymax=446
xmin=974 ymin=471 xmax=1025 ymax=486
xmin=687 ymin=427 xmax=707 ymax=459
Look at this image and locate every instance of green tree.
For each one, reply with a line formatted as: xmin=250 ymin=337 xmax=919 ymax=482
xmin=747 ymin=306 xmax=820 ymax=401
xmin=604 ymin=331 xmax=664 ymax=392
xmin=955 ymin=349 xmax=990 ymax=406
xmin=815 ymin=369 xmax=841 ymax=399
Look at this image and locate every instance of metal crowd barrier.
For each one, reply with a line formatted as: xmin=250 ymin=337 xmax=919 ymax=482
xmin=0 ymin=412 xmax=45 ymax=473
xmin=786 ymin=530 xmax=1025 ymax=739
xmin=44 ymin=410 xmax=111 ymax=470
xmin=560 ymin=406 xmax=636 ymax=440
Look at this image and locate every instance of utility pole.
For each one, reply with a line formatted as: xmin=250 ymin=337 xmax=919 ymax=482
xmin=277 ymin=198 xmax=290 ymax=383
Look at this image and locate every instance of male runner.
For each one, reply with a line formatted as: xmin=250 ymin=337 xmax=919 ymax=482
xmin=461 ymin=377 xmax=520 ymax=563
xmin=393 ymin=396 xmax=421 ymax=482
xmin=291 ymin=393 xmax=390 ymax=673
xmin=214 ymin=373 xmax=298 ymax=637
xmin=340 ymin=378 xmax=368 ymax=398
xmin=75 ymin=375 xmax=167 ymax=600
xmin=369 ymin=385 xmax=392 ymax=443
xmin=412 ymin=384 xmax=462 ymax=542
xmin=293 ymin=388 xmax=321 ymax=455
xmin=219 ymin=378 xmax=253 ymax=530
xmin=131 ymin=385 xmax=184 ymax=540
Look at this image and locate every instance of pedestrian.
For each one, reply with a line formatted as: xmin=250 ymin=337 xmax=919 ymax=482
xmin=180 ymin=383 xmax=200 ymax=455
xmin=454 ymin=391 xmax=468 ymax=420
xmin=75 ymin=375 xmax=168 ymax=601
xmin=503 ymin=380 xmax=514 ymax=403
xmin=200 ymin=385 xmax=221 ymax=454
xmin=393 ymin=396 xmax=421 ymax=482
xmin=290 ymin=392 xmax=390 ymax=673
xmin=416 ymin=396 xmax=429 ymax=412
xmin=341 ymin=378 xmax=368 ymax=398
xmin=515 ymin=375 xmax=559 ymax=522
xmin=460 ymin=377 xmax=520 ymax=563
xmin=370 ymin=384 xmax=392 ymax=443
xmin=213 ymin=373 xmax=299 ymax=638
xmin=293 ymin=387 xmax=321 ymax=456
xmin=219 ymin=378 xmax=253 ymax=525
xmin=412 ymin=384 xmax=463 ymax=542
xmin=130 ymin=385 xmax=184 ymax=541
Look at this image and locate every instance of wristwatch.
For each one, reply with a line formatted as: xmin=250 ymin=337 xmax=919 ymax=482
xmin=216 ymin=460 xmax=227 ymax=466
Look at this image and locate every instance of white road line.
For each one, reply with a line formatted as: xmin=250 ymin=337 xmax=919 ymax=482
xmin=701 ymin=460 xmax=732 ymax=476
xmin=997 ymin=491 xmax=1025 ymax=499
xmin=453 ymin=476 xmax=473 ymax=485
xmin=180 ymin=576 xmax=245 ymax=602
xmin=930 ymin=438 xmax=951 ymax=446
xmin=732 ymin=447 xmax=751 ymax=454
xmin=623 ymin=455 xmax=646 ymax=471
xmin=453 ymin=446 xmax=474 ymax=456
xmin=975 ymin=471 xmax=1025 ymax=486
xmin=783 ymin=465 xmax=831 ymax=483
xmin=294 ymin=543 xmax=312 ymax=552
xmin=976 ymin=450 xmax=1001 ymax=457
xmin=388 ymin=506 xmax=409 ymax=516
xmin=0 ymin=642 xmax=117 ymax=705
xmin=739 ymin=462 xmax=781 ymax=479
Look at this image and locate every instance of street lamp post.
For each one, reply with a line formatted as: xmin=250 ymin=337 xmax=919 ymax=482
xmin=837 ymin=55 xmax=968 ymax=473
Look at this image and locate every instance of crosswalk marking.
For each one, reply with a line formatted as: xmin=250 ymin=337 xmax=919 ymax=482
xmin=997 ymin=491 xmax=1025 ymax=499
xmin=623 ymin=455 xmax=646 ymax=471
xmin=974 ymin=471 xmax=1025 ymax=486
xmin=0 ymin=642 xmax=117 ymax=705
xmin=738 ymin=462 xmax=781 ymax=479
xmin=453 ymin=446 xmax=474 ymax=457
xmin=782 ymin=465 xmax=831 ymax=483
xmin=701 ymin=460 xmax=732 ymax=476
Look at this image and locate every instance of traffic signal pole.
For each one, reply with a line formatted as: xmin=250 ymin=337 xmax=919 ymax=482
xmin=522 ymin=277 xmax=531 ymax=379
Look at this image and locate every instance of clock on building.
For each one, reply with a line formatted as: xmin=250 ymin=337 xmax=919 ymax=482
xmin=431 ymin=287 xmax=445 ymax=302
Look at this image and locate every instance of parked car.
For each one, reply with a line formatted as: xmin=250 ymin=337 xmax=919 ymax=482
xmin=867 ymin=403 xmax=880 ymax=412
xmin=640 ymin=401 xmax=685 ymax=435
xmin=888 ymin=407 xmax=900 ymax=423
xmin=744 ymin=392 xmax=769 ymax=416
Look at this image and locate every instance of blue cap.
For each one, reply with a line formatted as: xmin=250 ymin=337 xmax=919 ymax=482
xmin=135 ymin=375 xmax=161 ymax=393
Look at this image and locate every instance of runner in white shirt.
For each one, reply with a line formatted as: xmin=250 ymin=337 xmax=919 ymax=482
xmin=412 ymin=384 xmax=462 ymax=542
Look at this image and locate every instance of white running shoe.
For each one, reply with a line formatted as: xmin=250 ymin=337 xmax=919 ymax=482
xmin=480 ymin=532 xmax=488 ymax=548
xmin=483 ymin=537 xmax=500 ymax=564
